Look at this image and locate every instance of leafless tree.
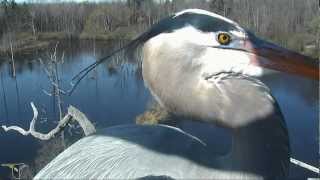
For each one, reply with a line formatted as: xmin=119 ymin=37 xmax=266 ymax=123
xmin=0 ymin=0 xmax=318 ymax=57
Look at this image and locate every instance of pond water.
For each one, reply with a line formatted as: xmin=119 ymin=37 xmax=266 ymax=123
xmin=0 ymin=39 xmax=151 ymax=178
xmin=0 ymin=39 xmax=318 ymax=178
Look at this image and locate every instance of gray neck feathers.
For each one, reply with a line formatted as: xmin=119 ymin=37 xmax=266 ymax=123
xmin=227 ymin=103 xmax=290 ymax=179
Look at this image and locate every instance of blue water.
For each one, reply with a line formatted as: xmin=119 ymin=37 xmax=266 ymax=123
xmin=0 ymin=40 xmax=151 ymax=178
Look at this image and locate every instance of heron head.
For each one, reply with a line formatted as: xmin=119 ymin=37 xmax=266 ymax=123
xmin=140 ymin=9 xmax=318 ymax=128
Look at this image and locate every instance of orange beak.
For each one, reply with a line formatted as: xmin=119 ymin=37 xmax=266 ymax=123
xmin=243 ymin=35 xmax=319 ymax=80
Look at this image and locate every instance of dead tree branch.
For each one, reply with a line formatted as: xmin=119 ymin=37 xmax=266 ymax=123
xmin=290 ymin=158 xmax=319 ymax=174
xmin=1 ymin=102 xmax=96 ymax=140
xmin=1 ymin=163 xmax=28 ymax=180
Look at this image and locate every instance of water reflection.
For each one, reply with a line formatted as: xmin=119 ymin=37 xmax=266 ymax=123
xmin=0 ymin=71 xmax=9 ymax=122
xmin=0 ymin=40 xmax=150 ymax=178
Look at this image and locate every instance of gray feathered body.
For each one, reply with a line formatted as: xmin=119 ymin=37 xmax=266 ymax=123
xmin=35 ymin=125 xmax=263 ymax=179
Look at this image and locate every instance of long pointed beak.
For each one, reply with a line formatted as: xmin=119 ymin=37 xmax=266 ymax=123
xmin=244 ymin=35 xmax=319 ymax=80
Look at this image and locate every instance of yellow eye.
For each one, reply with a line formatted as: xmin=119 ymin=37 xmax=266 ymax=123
xmin=217 ymin=33 xmax=231 ymax=45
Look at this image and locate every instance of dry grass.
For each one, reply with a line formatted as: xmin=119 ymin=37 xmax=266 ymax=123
xmin=135 ymin=102 xmax=170 ymax=125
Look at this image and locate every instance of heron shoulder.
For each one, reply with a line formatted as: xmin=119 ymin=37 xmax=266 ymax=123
xmin=34 ymin=125 xmax=214 ymax=179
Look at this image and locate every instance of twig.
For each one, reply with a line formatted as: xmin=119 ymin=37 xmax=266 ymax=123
xmin=52 ymin=42 xmax=65 ymax=147
xmin=10 ymin=40 xmax=15 ymax=77
xmin=1 ymin=102 xmax=96 ymax=140
xmin=42 ymin=89 xmax=53 ymax=96
xmin=1 ymin=163 xmax=28 ymax=179
xmin=290 ymin=158 xmax=320 ymax=174
xmin=39 ymin=58 xmax=55 ymax=83
xmin=40 ymin=43 xmax=68 ymax=147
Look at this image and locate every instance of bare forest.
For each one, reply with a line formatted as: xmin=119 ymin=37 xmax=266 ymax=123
xmin=0 ymin=0 xmax=319 ymax=58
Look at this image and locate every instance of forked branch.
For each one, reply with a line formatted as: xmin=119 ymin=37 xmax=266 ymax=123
xmin=1 ymin=102 xmax=96 ymax=140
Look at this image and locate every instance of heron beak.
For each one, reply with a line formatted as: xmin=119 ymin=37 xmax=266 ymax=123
xmin=242 ymin=35 xmax=319 ymax=80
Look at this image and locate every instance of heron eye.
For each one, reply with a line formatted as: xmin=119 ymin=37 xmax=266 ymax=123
xmin=217 ymin=33 xmax=231 ymax=45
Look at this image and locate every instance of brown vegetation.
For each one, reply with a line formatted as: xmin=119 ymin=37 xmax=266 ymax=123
xmin=136 ymin=101 xmax=170 ymax=125
xmin=0 ymin=0 xmax=319 ymax=57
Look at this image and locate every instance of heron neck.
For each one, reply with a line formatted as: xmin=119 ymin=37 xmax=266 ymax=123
xmin=225 ymin=103 xmax=290 ymax=179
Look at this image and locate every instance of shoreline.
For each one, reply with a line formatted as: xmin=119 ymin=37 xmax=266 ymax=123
xmin=0 ymin=31 xmax=318 ymax=59
xmin=0 ymin=31 xmax=135 ymax=55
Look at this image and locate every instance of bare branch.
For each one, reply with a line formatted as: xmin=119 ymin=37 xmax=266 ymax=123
xmin=42 ymin=89 xmax=53 ymax=96
xmin=290 ymin=158 xmax=319 ymax=174
xmin=68 ymin=106 xmax=96 ymax=136
xmin=1 ymin=102 xmax=96 ymax=141
xmin=1 ymin=163 xmax=28 ymax=179
xmin=29 ymin=102 xmax=39 ymax=131
xmin=39 ymin=58 xmax=55 ymax=82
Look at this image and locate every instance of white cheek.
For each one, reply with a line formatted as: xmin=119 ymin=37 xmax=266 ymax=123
xmin=198 ymin=48 xmax=251 ymax=74
xmin=198 ymin=48 xmax=265 ymax=78
xmin=243 ymin=65 xmax=264 ymax=77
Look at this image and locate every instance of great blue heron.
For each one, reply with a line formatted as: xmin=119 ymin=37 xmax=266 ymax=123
xmin=35 ymin=9 xmax=318 ymax=179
